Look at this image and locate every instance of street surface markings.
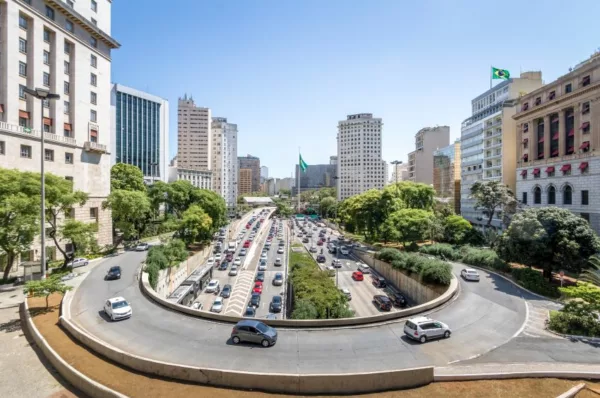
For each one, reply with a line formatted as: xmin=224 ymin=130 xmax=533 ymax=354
xmin=520 ymin=301 xmax=563 ymax=338
xmin=224 ymin=270 xmax=255 ymax=315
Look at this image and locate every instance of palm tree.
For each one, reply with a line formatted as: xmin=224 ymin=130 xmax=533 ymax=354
xmin=581 ymin=255 xmax=600 ymax=286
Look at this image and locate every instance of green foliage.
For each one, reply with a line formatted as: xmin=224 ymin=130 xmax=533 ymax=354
xmin=376 ymin=249 xmax=453 ymax=286
xmin=291 ymin=299 xmax=318 ymax=319
xmin=581 ymin=256 xmax=600 ymax=287
xmin=442 ymin=215 xmax=473 ymax=244
xmin=274 ymin=199 xmax=294 ymax=218
xmin=104 ymin=189 xmax=152 ymax=244
xmin=419 ymin=243 xmax=460 ymax=261
xmin=145 ymin=239 xmax=189 ymax=290
xmin=24 ymin=275 xmax=73 ymax=308
xmin=177 ymin=205 xmax=213 ymax=245
xmin=390 ymin=208 xmax=433 ymax=247
xmin=146 ymin=246 xmax=169 ymax=270
xmin=511 ymin=267 xmax=560 ymax=298
xmin=61 ymin=219 xmax=97 ymax=257
xmin=110 ymin=163 xmax=146 ymax=192
xmin=319 ymin=196 xmax=336 ymax=218
xmin=163 ymin=239 xmax=189 ymax=266
xmin=548 ymin=310 xmax=600 ymax=337
xmin=470 ymin=180 xmax=517 ymax=227
xmin=458 ymin=246 xmax=511 ymax=273
xmin=146 ymin=263 xmax=160 ymax=290
xmin=393 ymin=181 xmax=436 ymax=210
xmin=559 ymin=282 xmax=600 ymax=310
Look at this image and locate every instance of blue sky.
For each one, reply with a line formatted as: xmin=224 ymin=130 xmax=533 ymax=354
xmin=111 ymin=0 xmax=600 ymax=178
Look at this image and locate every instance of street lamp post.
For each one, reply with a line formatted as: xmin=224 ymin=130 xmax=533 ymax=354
xmin=24 ymin=88 xmax=60 ymax=279
xmin=390 ymin=160 xmax=402 ymax=185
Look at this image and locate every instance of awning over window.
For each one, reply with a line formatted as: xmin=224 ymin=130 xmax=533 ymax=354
xmin=546 ymin=166 xmax=555 ymax=173
xmin=43 ymin=117 xmax=52 ymax=126
xmin=581 ymin=122 xmax=590 ymax=130
xmin=522 ymin=138 xmax=529 ymax=144
xmin=552 ymin=132 xmax=559 ymax=140
xmin=552 ymin=149 xmax=559 ymax=156
xmin=90 ymin=129 xmax=98 ymax=138
xmin=520 ymin=170 xmax=527 ymax=177
xmin=522 ymin=154 xmax=529 ymax=160
xmin=538 ymin=136 xmax=545 ymax=143
xmin=567 ymin=146 xmax=574 ymax=153
xmin=19 ymin=110 xmax=29 ymax=119
xmin=560 ymin=164 xmax=571 ymax=172
xmin=568 ymin=129 xmax=574 ymax=137
xmin=579 ymin=162 xmax=589 ymax=170
xmin=64 ymin=123 xmax=72 ymax=131
xmin=579 ymin=141 xmax=590 ymax=150
xmin=533 ymin=168 xmax=540 ymax=175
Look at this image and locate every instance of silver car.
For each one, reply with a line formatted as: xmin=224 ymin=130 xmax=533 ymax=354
xmin=461 ymin=268 xmax=480 ymax=281
xmin=404 ymin=316 xmax=451 ymax=343
xmin=231 ymin=320 xmax=277 ymax=347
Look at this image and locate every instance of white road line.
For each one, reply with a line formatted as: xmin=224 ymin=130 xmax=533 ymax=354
xmin=513 ymin=297 xmax=530 ymax=338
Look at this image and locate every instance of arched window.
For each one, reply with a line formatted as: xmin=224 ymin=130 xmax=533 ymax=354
xmin=534 ymin=186 xmax=542 ymax=204
xmin=563 ymin=185 xmax=572 ymax=205
xmin=548 ymin=186 xmax=556 ymax=205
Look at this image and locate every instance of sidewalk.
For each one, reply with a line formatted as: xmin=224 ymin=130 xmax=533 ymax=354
xmin=436 ymin=362 xmax=600 ymax=378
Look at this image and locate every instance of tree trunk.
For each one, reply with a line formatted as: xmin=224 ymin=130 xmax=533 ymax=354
xmin=487 ymin=210 xmax=494 ymax=227
xmin=45 ymin=294 xmax=49 ymax=308
xmin=543 ymin=266 xmax=553 ymax=283
xmin=2 ymin=252 xmax=15 ymax=281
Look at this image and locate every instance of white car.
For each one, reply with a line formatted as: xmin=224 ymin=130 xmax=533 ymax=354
xmin=357 ymin=263 xmax=371 ymax=274
xmin=103 ymin=297 xmax=132 ymax=321
xmin=258 ymin=262 xmax=267 ymax=271
xmin=340 ymin=247 xmax=349 ymax=255
xmin=135 ymin=243 xmax=150 ymax=251
xmin=461 ymin=268 xmax=480 ymax=281
xmin=274 ymin=258 xmax=282 ymax=266
xmin=229 ymin=266 xmax=238 ymax=276
xmin=276 ymin=247 xmax=284 ymax=254
xmin=215 ymin=253 xmax=222 ymax=261
xmin=233 ymin=257 xmax=242 ymax=266
xmin=68 ymin=257 xmax=89 ymax=268
xmin=210 ymin=297 xmax=224 ymax=313
xmin=191 ymin=302 xmax=203 ymax=310
xmin=260 ymin=252 xmax=268 ymax=259
xmin=207 ymin=257 xmax=215 ymax=266
xmin=239 ymin=248 xmax=247 ymax=256
xmin=205 ymin=279 xmax=220 ymax=293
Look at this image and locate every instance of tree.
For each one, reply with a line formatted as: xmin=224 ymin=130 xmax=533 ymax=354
xmin=395 ymin=182 xmax=435 ymax=210
xmin=380 ymin=218 xmax=399 ymax=244
xmin=190 ymin=189 xmax=227 ymax=231
xmin=24 ymin=275 xmax=72 ymax=308
xmin=497 ymin=207 xmax=600 ymax=281
xmin=291 ymin=299 xmax=318 ymax=319
xmin=389 ymin=209 xmax=433 ymax=248
xmin=319 ymin=197 xmax=336 ymax=218
xmin=162 ymin=239 xmax=189 ymax=266
xmin=44 ymin=174 xmax=89 ymax=267
xmin=427 ymin=216 xmax=445 ymax=243
xmin=317 ymin=187 xmax=336 ymax=201
xmin=177 ymin=205 xmax=213 ymax=245
xmin=581 ymin=256 xmax=600 ymax=287
xmin=0 ymin=169 xmax=40 ymax=280
xmin=103 ymin=189 xmax=152 ymax=247
xmin=110 ymin=163 xmax=146 ymax=192
xmin=443 ymin=214 xmax=472 ymax=244
xmin=470 ymin=180 xmax=516 ymax=228
xmin=61 ymin=220 xmax=97 ymax=257
xmin=275 ymin=200 xmax=293 ymax=218
xmin=279 ymin=189 xmax=291 ymax=196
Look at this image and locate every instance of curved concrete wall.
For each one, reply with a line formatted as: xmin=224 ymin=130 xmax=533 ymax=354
xmin=140 ymin=268 xmax=458 ymax=328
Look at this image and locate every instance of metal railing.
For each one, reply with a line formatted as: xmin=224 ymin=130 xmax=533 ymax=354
xmin=0 ymin=121 xmax=77 ymax=146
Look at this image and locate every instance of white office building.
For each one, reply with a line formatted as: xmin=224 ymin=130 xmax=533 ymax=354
xmin=0 ymin=0 xmax=120 ymax=260
xmin=168 ymin=167 xmax=212 ymax=190
xmin=211 ymin=117 xmax=237 ymax=210
xmin=110 ymin=84 xmax=169 ymax=183
xmin=337 ymin=113 xmax=386 ymax=201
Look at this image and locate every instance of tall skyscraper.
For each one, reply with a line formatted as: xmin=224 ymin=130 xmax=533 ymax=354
xmin=211 ymin=117 xmax=238 ymax=210
xmin=177 ymin=95 xmax=211 ymax=171
xmin=407 ymin=126 xmax=450 ymax=185
xmin=239 ymin=168 xmax=252 ymax=195
xmin=460 ymin=71 xmax=543 ymax=229
xmin=238 ymin=154 xmax=260 ymax=192
xmin=111 ymin=84 xmax=169 ymax=183
xmin=0 ymin=0 xmax=120 ymax=260
xmin=337 ymin=113 xmax=386 ymax=201
xmin=433 ymin=140 xmax=462 ymax=214
xmin=260 ymin=166 xmax=269 ymax=183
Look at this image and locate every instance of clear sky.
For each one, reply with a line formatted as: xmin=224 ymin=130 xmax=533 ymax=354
xmin=111 ymin=0 xmax=600 ymax=178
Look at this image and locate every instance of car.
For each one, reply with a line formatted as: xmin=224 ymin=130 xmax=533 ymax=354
xmin=372 ymin=276 xmax=387 ymax=288
xmin=135 ymin=242 xmax=150 ymax=251
xmin=218 ymin=261 xmax=228 ymax=271
xmin=191 ymin=302 xmax=203 ymax=310
xmin=274 ymin=258 xmax=282 ymax=267
xmin=258 ymin=261 xmax=267 ymax=271
xmin=302 ymin=237 xmax=309 ymax=243
xmin=340 ymin=246 xmax=349 ymax=255
xmin=387 ymin=291 xmax=407 ymax=307
xmin=205 ymin=279 xmax=220 ymax=293
xmin=243 ymin=306 xmax=256 ymax=317
xmin=210 ymin=297 xmax=224 ymax=313
xmin=461 ymin=268 xmax=480 ymax=281
xmin=231 ymin=320 xmax=278 ymax=347
xmin=297 ymin=232 xmax=303 ymax=237
xmin=260 ymin=252 xmax=268 ymax=260
xmin=373 ymin=295 xmax=392 ymax=311
xmin=404 ymin=316 xmax=451 ymax=343
xmin=68 ymin=257 xmax=89 ymax=268
xmin=103 ymin=297 xmax=132 ymax=321
xmin=249 ymin=293 xmax=261 ymax=307
xmin=309 ymin=246 xmax=318 ymax=253
xmin=255 ymin=271 xmax=265 ymax=282
xmin=105 ymin=266 xmax=122 ymax=280
xmin=331 ymin=259 xmax=342 ymax=268
xmin=253 ymin=282 xmax=263 ymax=294
xmin=352 ymin=271 xmax=364 ymax=281
xmin=248 ymin=236 xmax=254 ymax=242
xmin=246 ymin=224 xmax=251 ymax=230
xmin=221 ymin=284 xmax=232 ymax=298
xmin=272 ymin=272 xmax=284 ymax=286
xmin=278 ymin=240 xmax=285 ymax=247
xmin=225 ymin=253 xmax=234 ymax=262
xmin=229 ymin=266 xmax=238 ymax=276
xmin=328 ymin=247 xmax=337 ymax=254
xmin=316 ymin=255 xmax=326 ymax=263
xmin=215 ymin=253 xmax=222 ymax=261
xmin=239 ymin=248 xmax=247 ymax=256
xmin=317 ymin=240 xmax=323 ymax=246
xmin=277 ymin=247 xmax=284 ymax=254
xmin=340 ymin=288 xmax=352 ymax=300
xmin=357 ymin=263 xmax=371 ymax=274
xmin=270 ymin=295 xmax=282 ymax=313
xmin=243 ymin=240 xmax=251 ymax=248
xmin=233 ymin=257 xmax=242 ymax=266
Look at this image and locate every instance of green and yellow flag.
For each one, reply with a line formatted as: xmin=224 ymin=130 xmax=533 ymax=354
xmin=492 ymin=67 xmax=510 ymax=80
xmin=299 ymin=154 xmax=308 ymax=172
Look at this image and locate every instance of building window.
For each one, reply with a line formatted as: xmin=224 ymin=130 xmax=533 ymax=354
xmin=90 ymin=91 xmax=97 ymax=105
xmin=64 ymin=81 xmax=70 ymax=95
xmin=19 ymin=61 xmax=27 ymax=77
xmin=19 ymin=38 xmax=27 ymax=53
xmin=534 ymin=187 xmax=541 ymax=204
xmin=46 ymin=6 xmax=55 ymax=20
xmin=66 ymin=20 xmax=74 ymax=33
xmin=582 ymin=190 xmax=589 ymax=206
xmin=548 ymin=186 xmax=556 ymax=205
xmin=65 ymin=152 xmax=73 ymax=164
xmin=522 ymin=192 xmax=527 ymax=204
xmin=90 ymin=207 xmax=98 ymax=220
xmin=45 ymin=149 xmax=54 ymax=161
xmin=43 ymin=29 xmax=51 ymax=42
xmin=535 ymin=97 xmax=541 ymax=106
xmin=580 ymin=162 xmax=589 ymax=175
xmin=43 ymin=99 xmax=50 ymax=108
xmin=90 ymin=54 xmax=97 ymax=68
xmin=582 ymin=122 xmax=590 ymax=134
xmin=90 ymin=36 xmax=97 ymax=48
xmin=43 ymin=72 xmax=50 ymax=87
xmin=91 ymin=0 xmax=98 ymax=12
xmin=548 ymin=91 xmax=556 ymax=100
xmin=90 ymin=110 xmax=97 ymax=122
xmin=64 ymin=61 xmax=70 ymax=75
xmin=90 ymin=73 xmax=97 ymax=86
xmin=43 ymin=50 xmax=50 ymax=65
xmin=563 ymin=186 xmax=572 ymax=205
xmin=582 ymin=75 xmax=590 ymax=87
xmin=522 ymin=102 xmax=529 ymax=111
xmin=91 ymin=18 xmax=97 ymax=25
xmin=582 ymin=102 xmax=590 ymax=114
xmin=565 ymin=83 xmax=572 ymax=93
xmin=64 ymin=101 xmax=70 ymax=113
xmin=19 ymin=15 xmax=28 ymax=30
xmin=19 ymin=117 xmax=27 ymax=127
xmin=64 ymin=41 xmax=71 ymax=54
xmin=20 ymin=145 xmax=32 ymax=158
xmin=43 ymin=122 xmax=51 ymax=133
xmin=0 ymin=141 xmax=4 ymax=156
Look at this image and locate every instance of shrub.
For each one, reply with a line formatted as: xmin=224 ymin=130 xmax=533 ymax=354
xmin=459 ymin=246 xmax=510 ymax=273
xmin=419 ymin=244 xmax=459 ymax=261
xmin=421 ymin=261 xmax=453 ymax=285
xmin=548 ymin=310 xmax=600 ymax=337
xmin=377 ymin=248 xmax=403 ymax=263
xmin=146 ymin=263 xmax=159 ymax=290
xmin=511 ymin=267 xmax=560 ymax=298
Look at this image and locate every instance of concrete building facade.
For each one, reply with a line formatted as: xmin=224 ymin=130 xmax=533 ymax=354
xmin=110 ymin=83 xmax=169 ymax=183
xmin=329 ymin=155 xmax=337 ymax=165
xmin=238 ymin=168 xmax=252 ymax=195
xmin=276 ymin=177 xmax=295 ymax=193
xmin=433 ymin=140 xmax=462 ymax=214
xmin=238 ymin=154 xmax=260 ymax=192
xmin=460 ymin=72 xmax=543 ymax=229
xmin=337 ymin=113 xmax=386 ymax=201
xmin=168 ymin=167 xmax=212 ymax=190
xmin=515 ymin=52 xmax=600 ymax=234
xmin=177 ymin=95 xmax=211 ymax=171
xmin=407 ymin=126 xmax=450 ymax=185
xmin=260 ymin=165 xmax=268 ymax=183
xmin=0 ymin=0 xmax=119 ymax=261
xmin=210 ymin=117 xmax=237 ymax=210
xmin=293 ymin=163 xmax=336 ymax=195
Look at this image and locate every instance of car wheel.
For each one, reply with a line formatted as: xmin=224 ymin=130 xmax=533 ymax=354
xmin=261 ymin=339 xmax=270 ymax=347
xmin=232 ymin=336 xmax=241 ymax=344
xmin=444 ymin=331 xmax=451 ymax=338
xmin=419 ymin=335 xmax=427 ymax=344
xmin=110 ymin=314 xmax=115 ymax=322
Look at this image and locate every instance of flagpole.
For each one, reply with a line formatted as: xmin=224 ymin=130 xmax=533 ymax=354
xmin=297 ymin=147 xmax=301 ymax=213
xmin=490 ymin=66 xmax=492 ymax=89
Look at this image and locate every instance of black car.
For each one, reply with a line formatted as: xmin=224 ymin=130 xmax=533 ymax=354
xmin=302 ymin=237 xmax=309 ymax=243
xmin=270 ymin=295 xmax=282 ymax=313
xmin=255 ymin=271 xmax=265 ymax=282
xmin=105 ymin=266 xmax=121 ymax=280
xmin=243 ymin=306 xmax=256 ymax=317
xmin=316 ymin=255 xmax=326 ymax=263
xmin=329 ymin=247 xmax=337 ymax=254
xmin=373 ymin=295 xmax=392 ymax=311
xmin=249 ymin=293 xmax=261 ymax=308
xmin=372 ymin=276 xmax=387 ymax=288
xmin=387 ymin=292 xmax=407 ymax=308
xmin=221 ymin=284 xmax=232 ymax=298
xmin=218 ymin=261 xmax=229 ymax=271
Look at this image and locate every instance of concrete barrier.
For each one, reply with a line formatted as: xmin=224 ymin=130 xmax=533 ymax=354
xmin=20 ymin=298 xmax=127 ymax=398
xmin=58 ymin=302 xmax=434 ymax=394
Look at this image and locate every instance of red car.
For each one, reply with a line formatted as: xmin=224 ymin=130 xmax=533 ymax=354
xmin=317 ymin=240 xmax=323 ymax=246
xmin=352 ymin=271 xmax=364 ymax=281
xmin=253 ymin=282 xmax=263 ymax=294
xmin=226 ymin=253 xmax=233 ymax=262
xmin=246 ymin=224 xmax=251 ymax=229
xmin=243 ymin=240 xmax=251 ymax=248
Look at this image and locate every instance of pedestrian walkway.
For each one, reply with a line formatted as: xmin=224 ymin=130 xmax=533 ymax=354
xmin=520 ymin=300 xmax=563 ymax=339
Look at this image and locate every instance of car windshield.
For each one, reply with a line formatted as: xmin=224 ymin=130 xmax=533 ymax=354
xmin=272 ymin=296 xmax=281 ymax=303
xmin=109 ymin=267 xmax=119 ymax=272
xmin=255 ymin=322 xmax=269 ymax=333
xmin=111 ymin=300 xmax=129 ymax=309
xmin=245 ymin=308 xmax=254 ymax=315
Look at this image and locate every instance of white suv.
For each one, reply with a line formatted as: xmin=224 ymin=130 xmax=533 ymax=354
xmin=404 ymin=316 xmax=451 ymax=344
xmin=205 ymin=279 xmax=220 ymax=293
xmin=103 ymin=297 xmax=132 ymax=321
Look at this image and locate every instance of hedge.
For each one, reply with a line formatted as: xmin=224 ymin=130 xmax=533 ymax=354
xmin=548 ymin=310 xmax=600 ymax=337
xmin=511 ymin=267 xmax=560 ymax=298
xmin=419 ymin=244 xmax=510 ymax=273
xmin=377 ymin=248 xmax=452 ymax=286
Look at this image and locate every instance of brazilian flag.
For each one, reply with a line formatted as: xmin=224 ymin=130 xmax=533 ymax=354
xmin=299 ymin=154 xmax=308 ymax=172
xmin=492 ymin=67 xmax=510 ymax=80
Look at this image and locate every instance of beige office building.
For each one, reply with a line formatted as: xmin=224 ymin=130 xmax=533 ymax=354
xmin=515 ymin=52 xmax=600 ymax=234
xmin=407 ymin=126 xmax=450 ymax=184
xmin=177 ymin=95 xmax=211 ymax=171
xmin=239 ymin=168 xmax=252 ymax=195
xmin=433 ymin=140 xmax=462 ymax=214
xmin=0 ymin=0 xmax=119 ymax=262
